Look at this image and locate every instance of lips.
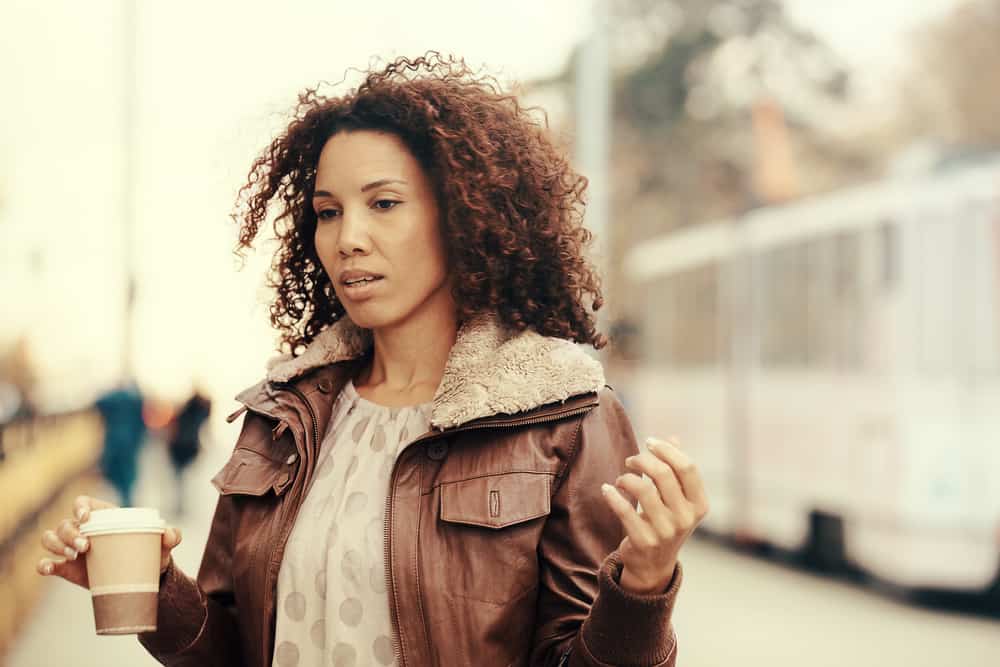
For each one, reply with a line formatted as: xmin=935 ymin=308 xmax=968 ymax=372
xmin=340 ymin=275 xmax=384 ymax=301
xmin=338 ymin=268 xmax=385 ymax=285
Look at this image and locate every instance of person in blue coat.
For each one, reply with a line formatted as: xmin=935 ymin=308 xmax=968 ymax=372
xmin=94 ymin=380 xmax=147 ymax=507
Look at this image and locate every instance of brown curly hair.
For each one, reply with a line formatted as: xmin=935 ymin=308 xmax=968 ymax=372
xmin=233 ymin=52 xmax=606 ymax=354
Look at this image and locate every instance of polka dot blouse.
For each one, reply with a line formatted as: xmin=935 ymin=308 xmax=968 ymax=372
xmin=272 ymin=378 xmax=433 ymax=667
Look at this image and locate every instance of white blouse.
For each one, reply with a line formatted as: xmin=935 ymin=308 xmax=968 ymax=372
xmin=272 ymin=379 xmax=433 ymax=667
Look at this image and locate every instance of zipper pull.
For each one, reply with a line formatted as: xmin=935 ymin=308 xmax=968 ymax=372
xmin=272 ymin=421 xmax=289 ymax=440
xmin=225 ymin=405 xmax=248 ymax=423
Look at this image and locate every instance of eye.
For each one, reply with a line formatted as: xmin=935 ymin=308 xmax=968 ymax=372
xmin=373 ymin=199 xmax=400 ymax=211
xmin=316 ymin=208 xmax=341 ymax=221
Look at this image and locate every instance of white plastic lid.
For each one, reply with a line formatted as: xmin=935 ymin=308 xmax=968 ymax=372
xmin=79 ymin=508 xmax=166 ymax=537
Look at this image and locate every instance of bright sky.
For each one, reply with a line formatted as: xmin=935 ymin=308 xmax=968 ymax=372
xmin=0 ymin=0 xmax=964 ymax=412
xmin=784 ymin=0 xmax=962 ymax=112
xmin=0 ymin=0 xmax=586 ymax=411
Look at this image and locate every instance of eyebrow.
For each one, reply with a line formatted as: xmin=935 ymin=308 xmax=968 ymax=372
xmin=312 ymin=179 xmax=407 ymax=198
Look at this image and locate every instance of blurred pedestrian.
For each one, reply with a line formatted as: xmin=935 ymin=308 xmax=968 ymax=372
xmin=93 ymin=380 xmax=146 ymax=507
xmin=166 ymin=387 xmax=211 ymax=517
xmin=38 ymin=53 xmax=709 ymax=666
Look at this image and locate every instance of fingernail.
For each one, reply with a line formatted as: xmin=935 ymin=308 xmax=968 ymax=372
xmin=43 ymin=562 xmax=53 ymax=575
xmin=74 ymin=538 xmax=88 ymax=551
xmin=75 ymin=508 xmax=86 ymax=521
xmin=601 ymin=483 xmax=614 ymax=495
xmin=625 ymin=456 xmax=635 ymax=466
xmin=64 ymin=547 xmax=78 ymax=560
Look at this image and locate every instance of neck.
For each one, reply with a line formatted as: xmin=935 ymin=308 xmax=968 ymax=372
xmin=356 ymin=306 xmax=458 ymax=399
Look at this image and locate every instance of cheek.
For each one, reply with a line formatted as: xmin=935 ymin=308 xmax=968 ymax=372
xmin=414 ymin=239 xmax=449 ymax=287
xmin=419 ymin=223 xmax=449 ymax=274
xmin=314 ymin=228 xmax=337 ymax=272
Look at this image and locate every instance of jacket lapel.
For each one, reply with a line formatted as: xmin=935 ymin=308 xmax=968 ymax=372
xmin=241 ymin=312 xmax=605 ymax=430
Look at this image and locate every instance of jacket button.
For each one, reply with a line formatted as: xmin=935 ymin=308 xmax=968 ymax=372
xmin=427 ymin=442 xmax=448 ymax=461
xmin=317 ymin=379 xmax=333 ymax=394
xmin=285 ymin=453 xmax=298 ymax=465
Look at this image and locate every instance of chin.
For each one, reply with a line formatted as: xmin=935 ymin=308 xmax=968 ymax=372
xmin=341 ymin=304 xmax=398 ymax=330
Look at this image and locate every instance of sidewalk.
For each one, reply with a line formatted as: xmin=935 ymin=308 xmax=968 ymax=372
xmin=7 ymin=438 xmax=230 ymax=667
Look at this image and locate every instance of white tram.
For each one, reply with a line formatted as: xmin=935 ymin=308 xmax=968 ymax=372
xmin=623 ymin=156 xmax=1000 ymax=595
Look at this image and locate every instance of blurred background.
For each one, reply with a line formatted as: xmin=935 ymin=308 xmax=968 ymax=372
xmin=2 ymin=0 xmax=998 ymax=665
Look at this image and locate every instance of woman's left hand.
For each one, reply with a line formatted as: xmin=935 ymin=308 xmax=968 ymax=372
xmin=601 ymin=436 xmax=709 ymax=594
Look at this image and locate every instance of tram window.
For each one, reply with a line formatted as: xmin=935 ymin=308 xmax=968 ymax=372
xmin=665 ymin=263 xmax=720 ymax=367
xmin=640 ymin=275 xmax=674 ymax=366
xmin=879 ymin=221 xmax=899 ymax=292
xmin=972 ymin=204 xmax=1000 ymax=375
xmin=759 ymin=242 xmax=809 ymax=367
xmin=805 ymin=238 xmax=836 ymax=367
xmin=917 ymin=215 xmax=957 ymax=375
xmin=833 ymin=231 xmax=864 ymax=370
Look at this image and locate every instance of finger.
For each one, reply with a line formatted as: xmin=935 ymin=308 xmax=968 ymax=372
xmin=601 ymin=483 xmax=655 ymax=546
xmin=625 ymin=452 xmax=688 ymax=513
xmin=615 ymin=473 xmax=676 ymax=537
xmin=37 ymin=557 xmax=74 ymax=576
xmin=647 ymin=437 xmax=709 ymax=509
xmin=73 ymin=495 xmax=118 ymax=524
xmin=56 ymin=518 xmax=89 ymax=554
xmin=37 ymin=558 xmax=57 ymax=575
xmin=41 ymin=529 xmax=79 ymax=561
xmin=73 ymin=496 xmax=91 ymax=523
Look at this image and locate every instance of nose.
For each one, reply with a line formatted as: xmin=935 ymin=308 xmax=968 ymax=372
xmin=336 ymin=209 xmax=372 ymax=257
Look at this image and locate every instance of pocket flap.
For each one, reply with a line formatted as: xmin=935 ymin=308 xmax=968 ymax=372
xmin=211 ymin=448 xmax=293 ymax=496
xmin=439 ymin=472 xmax=552 ymax=529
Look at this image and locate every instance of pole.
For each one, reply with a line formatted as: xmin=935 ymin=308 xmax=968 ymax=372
xmin=120 ymin=0 xmax=137 ymax=379
xmin=575 ymin=0 xmax=612 ymax=352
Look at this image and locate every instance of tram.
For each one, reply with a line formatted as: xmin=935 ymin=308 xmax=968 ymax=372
xmin=623 ymin=156 xmax=1000 ymax=596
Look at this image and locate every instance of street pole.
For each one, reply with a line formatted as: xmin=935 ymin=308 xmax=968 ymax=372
xmin=575 ymin=0 xmax=612 ymax=354
xmin=120 ymin=0 xmax=137 ymax=380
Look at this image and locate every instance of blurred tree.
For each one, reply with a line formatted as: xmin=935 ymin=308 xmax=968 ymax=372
xmin=903 ymin=0 xmax=1000 ymax=150
xmin=605 ymin=0 xmax=857 ymax=230
xmin=530 ymin=0 xmax=872 ymax=323
xmin=611 ymin=0 xmax=849 ymax=130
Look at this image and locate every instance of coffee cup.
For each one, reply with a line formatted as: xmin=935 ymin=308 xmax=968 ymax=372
xmin=78 ymin=508 xmax=165 ymax=635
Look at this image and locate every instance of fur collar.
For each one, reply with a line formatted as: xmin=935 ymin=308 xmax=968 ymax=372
xmin=265 ymin=312 xmax=605 ymax=429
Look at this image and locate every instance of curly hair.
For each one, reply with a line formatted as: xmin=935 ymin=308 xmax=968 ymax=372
xmin=233 ymin=52 xmax=607 ymax=355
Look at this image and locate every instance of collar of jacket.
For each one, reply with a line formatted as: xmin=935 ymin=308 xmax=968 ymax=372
xmin=234 ymin=311 xmax=605 ymax=431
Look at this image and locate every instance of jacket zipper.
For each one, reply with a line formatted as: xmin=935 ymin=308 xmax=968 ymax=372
xmin=261 ymin=381 xmax=321 ymax=665
xmin=383 ymin=400 xmax=598 ymax=667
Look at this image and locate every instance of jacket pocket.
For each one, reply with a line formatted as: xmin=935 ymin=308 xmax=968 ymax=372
xmin=211 ymin=448 xmax=294 ymax=497
xmin=439 ymin=472 xmax=552 ymax=529
xmin=436 ymin=472 xmax=553 ymax=605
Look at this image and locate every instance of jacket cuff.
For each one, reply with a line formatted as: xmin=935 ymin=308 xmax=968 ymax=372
xmin=579 ymin=551 xmax=681 ymax=666
xmin=137 ymin=558 xmax=207 ymax=656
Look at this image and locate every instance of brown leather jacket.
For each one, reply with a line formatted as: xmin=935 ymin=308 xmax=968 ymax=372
xmin=138 ymin=314 xmax=681 ymax=666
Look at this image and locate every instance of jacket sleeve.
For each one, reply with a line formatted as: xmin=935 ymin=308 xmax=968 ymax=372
xmin=530 ymin=387 xmax=682 ymax=667
xmin=137 ymin=493 xmax=244 ymax=666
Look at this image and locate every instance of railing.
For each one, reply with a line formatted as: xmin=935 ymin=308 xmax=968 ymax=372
xmin=0 ymin=409 xmax=103 ymax=658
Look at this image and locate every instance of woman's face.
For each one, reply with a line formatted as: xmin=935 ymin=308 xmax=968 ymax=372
xmin=312 ymin=130 xmax=453 ymax=330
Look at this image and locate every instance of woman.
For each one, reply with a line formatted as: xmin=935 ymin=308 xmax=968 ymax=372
xmin=38 ymin=53 xmax=708 ymax=666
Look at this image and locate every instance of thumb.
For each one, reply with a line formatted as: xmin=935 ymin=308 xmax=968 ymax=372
xmin=163 ymin=526 xmax=183 ymax=551
xmin=160 ymin=526 xmax=182 ymax=575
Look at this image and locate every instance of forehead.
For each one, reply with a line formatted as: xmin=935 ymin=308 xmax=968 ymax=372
xmin=314 ymin=130 xmax=420 ymax=186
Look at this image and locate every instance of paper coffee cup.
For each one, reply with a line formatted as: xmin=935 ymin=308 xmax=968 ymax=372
xmin=79 ymin=508 xmax=165 ymax=635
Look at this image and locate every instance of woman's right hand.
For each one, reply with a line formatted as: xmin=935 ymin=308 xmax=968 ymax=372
xmin=36 ymin=495 xmax=183 ymax=589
